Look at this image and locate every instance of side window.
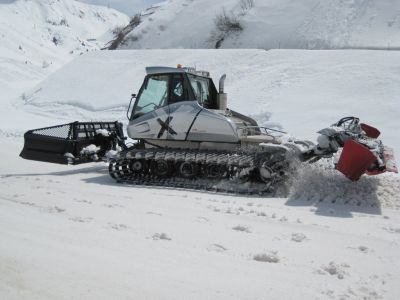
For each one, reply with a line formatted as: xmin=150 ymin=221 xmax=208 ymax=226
xmin=169 ymin=74 xmax=186 ymax=104
xmin=199 ymin=79 xmax=210 ymax=104
xmin=132 ymin=75 xmax=169 ymax=119
xmin=188 ymin=75 xmax=210 ymax=107
xmin=189 ymin=75 xmax=201 ymax=100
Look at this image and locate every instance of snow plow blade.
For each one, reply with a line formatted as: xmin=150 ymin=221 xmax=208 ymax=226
xmin=335 ymin=139 xmax=377 ymax=181
xmin=360 ymin=123 xmax=380 ymax=138
xmin=20 ymin=121 xmax=125 ymax=165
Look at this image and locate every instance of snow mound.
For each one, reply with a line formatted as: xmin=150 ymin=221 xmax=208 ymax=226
xmin=253 ymin=251 xmax=280 ymax=263
xmin=321 ymin=261 xmax=350 ymax=280
xmin=287 ymin=163 xmax=400 ymax=210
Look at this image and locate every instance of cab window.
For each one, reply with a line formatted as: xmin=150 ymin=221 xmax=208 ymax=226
xmin=188 ymin=74 xmax=210 ymax=107
xmin=132 ymin=74 xmax=169 ymax=119
xmin=169 ymin=74 xmax=187 ymax=104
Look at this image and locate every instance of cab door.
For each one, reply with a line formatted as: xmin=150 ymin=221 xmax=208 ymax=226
xmin=127 ymin=74 xmax=170 ymax=140
xmin=166 ymin=74 xmax=202 ymax=140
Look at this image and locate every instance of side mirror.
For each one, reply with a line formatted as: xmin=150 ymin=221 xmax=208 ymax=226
xmin=126 ymin=94 xmax=137 ymax=120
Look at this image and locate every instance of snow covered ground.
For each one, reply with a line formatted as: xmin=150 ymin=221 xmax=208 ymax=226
xmin=1 ymin=48 xmax=400 ymax=299
xmin=115 ymin=0 xmax=400 ymax=50
xmin=1 ymin=136 xmax=400 ymax=299
xmin=0 ymin=0 xmax=129 ymax=101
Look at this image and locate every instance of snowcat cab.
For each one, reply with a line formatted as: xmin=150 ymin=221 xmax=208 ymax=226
xmin=126 ymin=66 xmax=268 ymax=151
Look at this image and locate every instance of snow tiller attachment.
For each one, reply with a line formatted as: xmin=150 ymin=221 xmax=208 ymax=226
xmin=20 ymin=121 xmax=125 ymax=165
xmin=303 ymin=117 xmax=398 ymax=181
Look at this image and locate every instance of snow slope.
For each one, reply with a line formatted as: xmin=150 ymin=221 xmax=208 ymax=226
xmin=16 ymin=49 xmax=400 ymax=157
xmin=0 ymin=0 xmax=129 ymax=100
xmin=114 ymin=0 xmax=400 ymax=50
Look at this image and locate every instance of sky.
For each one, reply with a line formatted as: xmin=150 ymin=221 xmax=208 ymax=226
xmin=78 ymin=0 xmax=160 ymax=15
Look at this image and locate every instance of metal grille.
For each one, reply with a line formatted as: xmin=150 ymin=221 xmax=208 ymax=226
xmin=74 ymin=122 xmax=118 ymax=140
xmin=31 ymin=124 xmax=72 ymax=139
xmin=28 ymin=122 xmax=121 ymax=140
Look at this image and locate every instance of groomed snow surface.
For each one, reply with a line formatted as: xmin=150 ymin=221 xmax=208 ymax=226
xmin=1 ymin=49 xmax=400 ymax=299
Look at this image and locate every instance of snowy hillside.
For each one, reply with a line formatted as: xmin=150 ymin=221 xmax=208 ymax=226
xmin=0 ymin=0 xmax=129 ymax=100
xmin=15 ymin=49 xmax=400 ymax=157
xmin=112 ymin=0 xmax=400 ymax=50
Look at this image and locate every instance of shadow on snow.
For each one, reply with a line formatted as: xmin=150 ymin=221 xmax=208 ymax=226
xmin=2 ymin=162 xmax=392 ymax=216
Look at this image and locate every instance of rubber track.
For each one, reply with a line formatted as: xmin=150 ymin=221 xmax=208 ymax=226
xmin=108 ymin=149 xmax=277 ymax=195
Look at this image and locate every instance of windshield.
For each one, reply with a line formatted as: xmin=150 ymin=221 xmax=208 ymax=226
xmin=132 ymin=74 xmax=169 ymax=119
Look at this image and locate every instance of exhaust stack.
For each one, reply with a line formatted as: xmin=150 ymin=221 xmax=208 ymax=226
xmin=218 ymin=74 xmax=227 ymax=110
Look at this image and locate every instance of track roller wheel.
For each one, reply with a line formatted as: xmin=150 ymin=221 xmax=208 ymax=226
xmin=129 ymin=159 xmax=147 ymax=174
xmin=205 ymin=164 xmax=226 ymax=179
xmin=152 ymin=160 xmax=172 ymax=177
xmin=177 ymin=161 xmax=198 ymax=179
